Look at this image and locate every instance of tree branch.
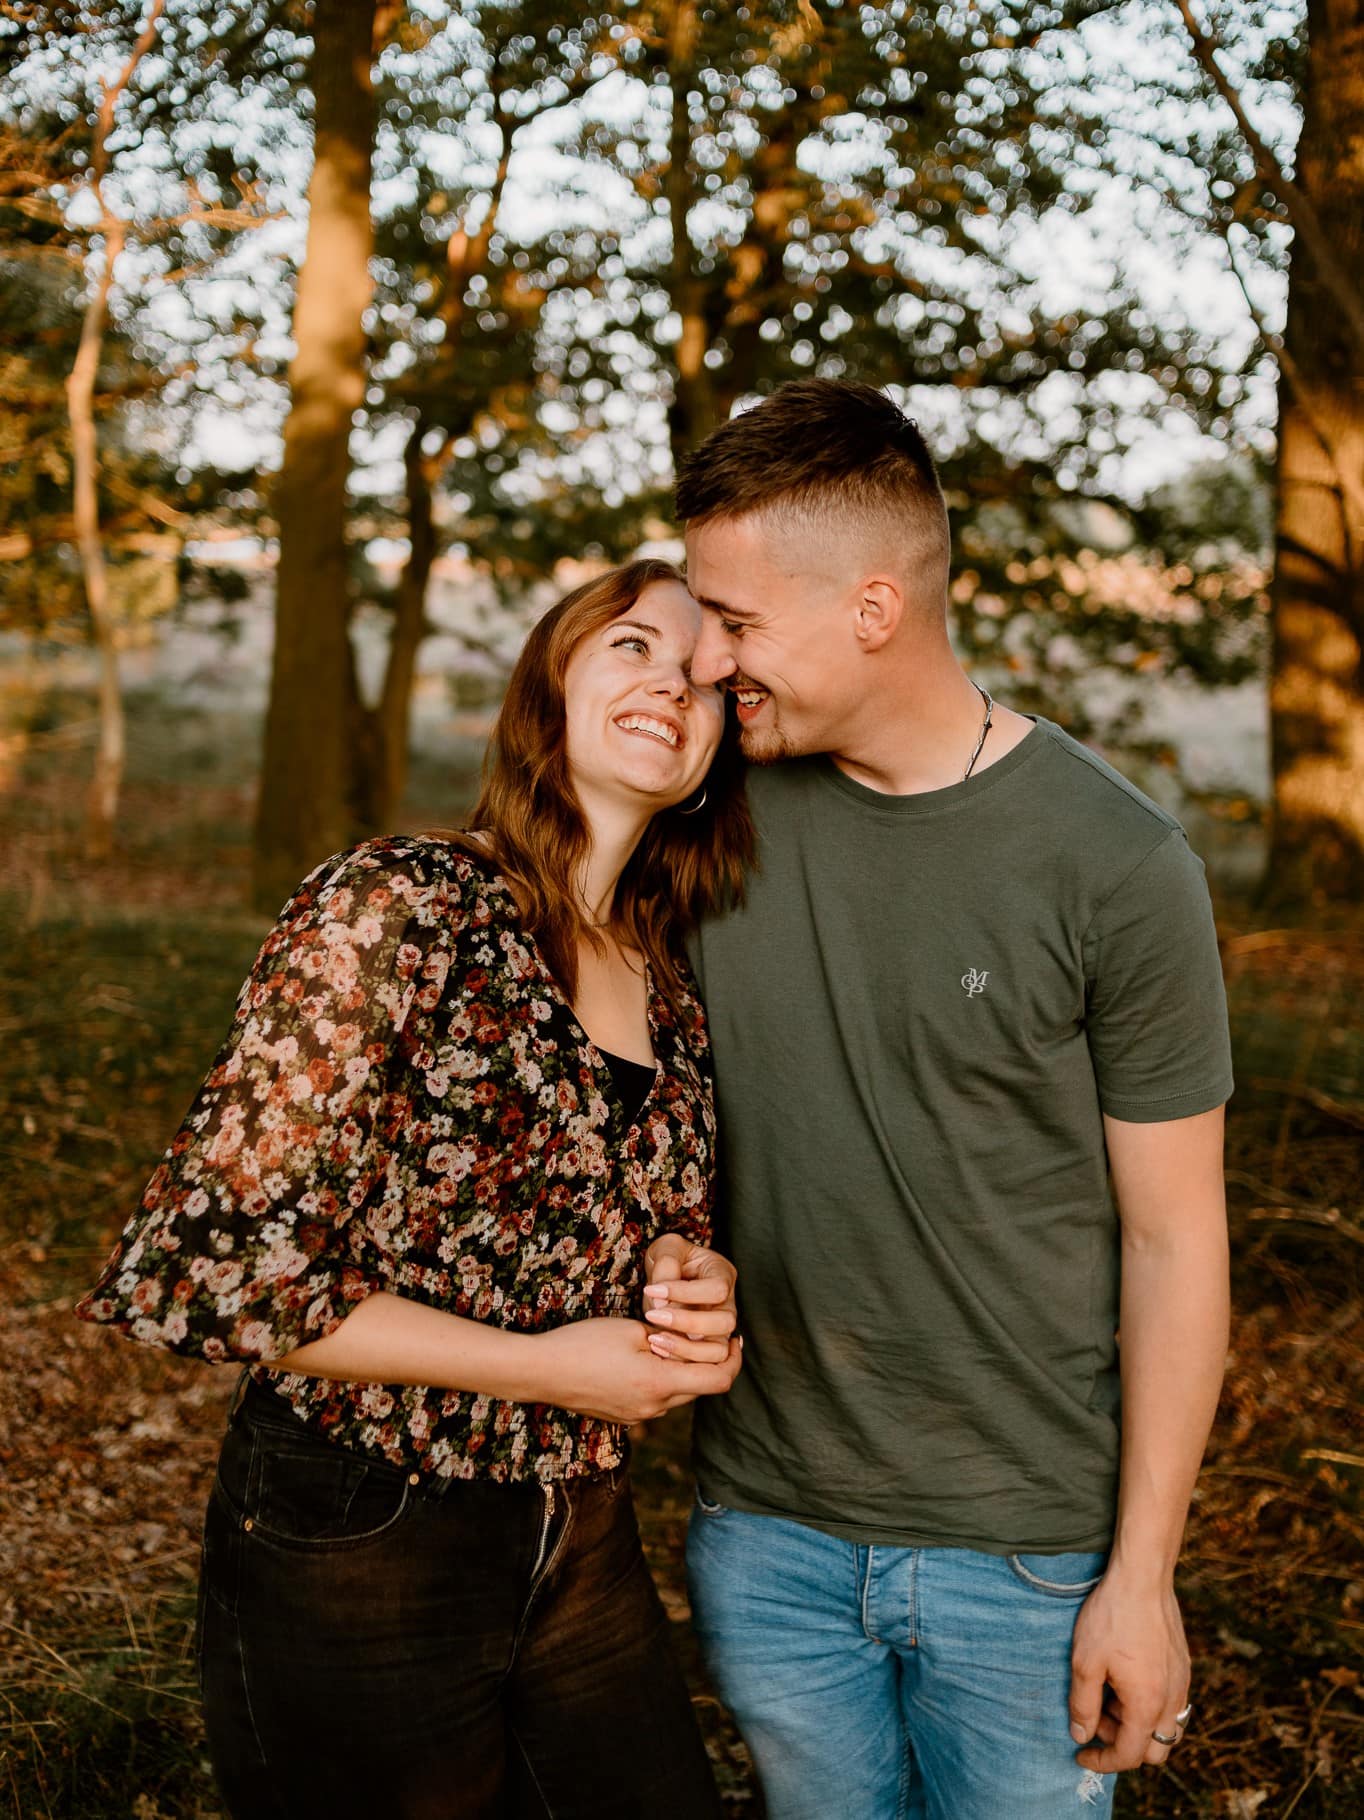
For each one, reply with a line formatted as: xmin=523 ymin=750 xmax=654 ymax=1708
xmin=1173 ymin=0 xmax=1364 ymax=365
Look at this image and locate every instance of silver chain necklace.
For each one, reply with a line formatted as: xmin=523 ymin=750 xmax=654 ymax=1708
xmin=962 ymin=681 xmax=994 ymax=781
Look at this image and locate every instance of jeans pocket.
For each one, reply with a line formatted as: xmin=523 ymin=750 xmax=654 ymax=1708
xmin=243 ymin=1435 xmax=412 ymax=1551
xmin=1005 ymin=1550 xmax=1108 ymax=1598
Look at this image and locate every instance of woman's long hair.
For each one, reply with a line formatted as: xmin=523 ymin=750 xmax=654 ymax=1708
xmin=453 ymin=558 xmax=753 ymax=1005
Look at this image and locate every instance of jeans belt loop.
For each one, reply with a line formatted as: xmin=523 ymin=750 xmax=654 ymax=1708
xmin=227 ymin=1367 xmax=252 ymax=1425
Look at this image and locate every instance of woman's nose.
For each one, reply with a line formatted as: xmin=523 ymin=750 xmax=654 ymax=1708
xmin=649 ymin=665 xmax=690 ymax=701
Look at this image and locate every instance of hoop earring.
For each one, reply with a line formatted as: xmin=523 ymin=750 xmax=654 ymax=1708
xmin=677 ymin=788 xmax=708 ymax=816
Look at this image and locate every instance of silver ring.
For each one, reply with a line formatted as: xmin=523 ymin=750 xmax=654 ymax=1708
xmin=1176 ymin=1702 xmax=1193 ymax=1727
xmin=1151 ymin=1728 xmax=1180 ymax=1747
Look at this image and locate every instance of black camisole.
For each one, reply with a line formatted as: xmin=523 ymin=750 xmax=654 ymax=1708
xmin=597 ymin=1046 xmax=656 ymax=1124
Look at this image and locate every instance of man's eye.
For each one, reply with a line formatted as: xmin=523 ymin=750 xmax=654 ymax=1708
xmin=719 ymin=620 xmax=745 ymax=637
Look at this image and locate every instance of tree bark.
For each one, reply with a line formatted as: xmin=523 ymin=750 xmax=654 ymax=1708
xmin=663 ymin=0 xmax=718 ymax=471
xmin=1265 ymin=0 xmax=1364 ymax=904
xmin=357 ymin=418 xmax=437 ymax=827
xmin=355 ymin=78 xmax=517 ymax=829
xmin=69 ymin=225 xmax=125 ymax=860
xmin=67 ymin=0 xmax=165 ymax=858
xmin=252 ymin=0 xmax=379 ymax=911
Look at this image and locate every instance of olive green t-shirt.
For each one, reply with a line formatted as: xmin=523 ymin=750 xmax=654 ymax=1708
xmin=690 ymin=718 xmax=1234 ymax=1553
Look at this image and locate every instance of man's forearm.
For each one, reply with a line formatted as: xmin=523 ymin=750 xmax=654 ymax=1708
xmin=1106 ymin=1116 xmax=1230 ymax=1584
xmin=1109 ymin=1226 xmax=1228 ymax=1581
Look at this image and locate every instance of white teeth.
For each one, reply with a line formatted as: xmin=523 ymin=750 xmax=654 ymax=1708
xmin=617 ymin=714 xmax=680 ymax=748
xmin=735 ymin=691 xmax=768 ymax=706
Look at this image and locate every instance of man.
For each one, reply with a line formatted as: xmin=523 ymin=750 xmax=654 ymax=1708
xmin=673 ymin=380 xmax=1232 ymax=1818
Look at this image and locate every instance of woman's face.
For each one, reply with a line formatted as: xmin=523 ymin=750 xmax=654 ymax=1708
xmin=563 ymin=580 xmax=726 ymax=815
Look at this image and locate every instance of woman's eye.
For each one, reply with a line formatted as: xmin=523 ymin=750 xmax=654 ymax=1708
xmin=611 ymin=636 xmax=649 ymax=656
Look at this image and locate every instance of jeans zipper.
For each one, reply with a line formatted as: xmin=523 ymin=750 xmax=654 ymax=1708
xmin=529 ymin=1483 xmax=557 ymax=1581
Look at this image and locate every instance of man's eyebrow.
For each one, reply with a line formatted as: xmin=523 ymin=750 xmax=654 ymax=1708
xmin=691 ymin=593 xmax=756 ymax=619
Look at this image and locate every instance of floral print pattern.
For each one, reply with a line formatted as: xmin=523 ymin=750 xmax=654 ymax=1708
xmin=76 ymin=837 xmax=716 ymax=1483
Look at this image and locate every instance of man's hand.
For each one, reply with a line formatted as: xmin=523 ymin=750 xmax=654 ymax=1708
xmin=1069 ymin=1568 xmax=1191 ymax=1772
xmin=642 ymin=1234 xmax=739 ymax=1362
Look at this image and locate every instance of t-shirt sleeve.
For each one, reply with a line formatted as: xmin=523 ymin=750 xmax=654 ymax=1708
xmin=1081 ymin=828 xmax=1235 ymax=1123
xmin=74 ymin=844 xmax=445 ymax=1363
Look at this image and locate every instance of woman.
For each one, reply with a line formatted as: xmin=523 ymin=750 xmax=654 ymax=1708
xmin=76 ymin=558 xmax=752 ymax=1819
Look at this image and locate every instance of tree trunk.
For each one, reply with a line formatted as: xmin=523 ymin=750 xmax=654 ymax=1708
xmin=1265 ymin=0 xmax=1364 ymax=905
xmin=252 ymin=0 xmax=379 ymax=912
xmin=352 ymin=419 xmax=437 ymax=828
xmin=67 ymin=1 xmax=164 ymax=858
xmin=664 ymin=0 xmax=718 ymax=472
xmin=68 ymin=226 xmax=125 ymax=860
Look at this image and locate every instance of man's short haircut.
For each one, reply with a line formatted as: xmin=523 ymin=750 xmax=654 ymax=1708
xmin=674 ymin=379 xmax=949 ymax=573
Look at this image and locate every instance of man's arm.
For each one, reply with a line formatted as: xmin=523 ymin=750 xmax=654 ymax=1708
xmin=1069 ymin=1105 xmax=1230 ymax=1773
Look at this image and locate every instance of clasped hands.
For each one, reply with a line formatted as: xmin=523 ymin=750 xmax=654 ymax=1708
xmin=537 ymin=1233 xmax=741 ymax=1427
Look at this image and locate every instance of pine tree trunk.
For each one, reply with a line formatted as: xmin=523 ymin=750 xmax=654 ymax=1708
xmin=252 ymin=0 xmax=378 ymax=912
xmin=1265 ymin=0 xmax=1364 ymax=905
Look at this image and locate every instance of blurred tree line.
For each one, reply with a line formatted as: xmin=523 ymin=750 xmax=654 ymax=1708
xmin=0 ymin=0 xmax=1358 ymax=912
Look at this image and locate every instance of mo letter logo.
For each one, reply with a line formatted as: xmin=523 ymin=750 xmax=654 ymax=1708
xmin=960 ymin=968 xmax=989 ymax=996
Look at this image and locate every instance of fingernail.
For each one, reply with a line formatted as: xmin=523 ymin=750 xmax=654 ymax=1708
xmin=645 ymin=1308 xmax=674 ymax=1326
xmin=648 ymin=1337 xmax=672 ymax=1356
xmin=1070 ymin=1724 xmax=1087 ymax=1744
xmin=643 ymin=1284 xmax=668 ymax=1301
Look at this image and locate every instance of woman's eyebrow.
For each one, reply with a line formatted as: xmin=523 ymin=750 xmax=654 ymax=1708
xmin=613 ymin=620 xmax=661 ymax=638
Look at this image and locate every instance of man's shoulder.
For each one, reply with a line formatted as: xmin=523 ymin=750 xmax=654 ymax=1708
xmin=1028 ymin=719 xmax=1184 ymax=840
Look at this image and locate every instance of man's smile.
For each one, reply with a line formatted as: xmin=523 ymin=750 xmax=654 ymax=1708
xmin=729 ymin=677 xmax=772 ymax=723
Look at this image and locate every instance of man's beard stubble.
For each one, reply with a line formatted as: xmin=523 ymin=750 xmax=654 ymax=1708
xmin=737 ymin=722 xmax=798 ymax=765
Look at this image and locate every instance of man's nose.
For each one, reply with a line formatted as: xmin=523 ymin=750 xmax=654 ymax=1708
xmin=690 ymin=617 xmax=738 ymax=687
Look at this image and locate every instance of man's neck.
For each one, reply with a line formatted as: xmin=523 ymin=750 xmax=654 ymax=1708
xmin=830 ymin=665 xmax=1035 ymax=797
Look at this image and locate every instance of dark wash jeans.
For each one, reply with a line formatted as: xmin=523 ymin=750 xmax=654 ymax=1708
xmin=196 ymin=1374 xmax=722 ymax=1820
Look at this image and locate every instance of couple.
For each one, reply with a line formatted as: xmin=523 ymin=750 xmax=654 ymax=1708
xmin=77 ymin=380 xmax=1233 ymax=1820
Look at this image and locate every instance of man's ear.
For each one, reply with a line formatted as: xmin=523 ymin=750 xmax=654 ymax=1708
xmin=853 ymin=578 xmax=904 ymax=652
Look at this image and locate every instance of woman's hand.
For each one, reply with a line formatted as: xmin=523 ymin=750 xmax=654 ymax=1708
xmin=642 ymin=1234 xmax=738 ymax=1363
xmin=530 ymin=1317 xmax=741 ymax=1425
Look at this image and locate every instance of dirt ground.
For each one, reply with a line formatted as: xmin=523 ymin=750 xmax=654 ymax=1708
xmin=1 ymin=688 xmax=1360 ymax=1818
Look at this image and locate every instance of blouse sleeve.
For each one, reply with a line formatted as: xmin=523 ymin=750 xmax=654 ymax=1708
xmin=661 ymin=959 xmax=717 ymax=1250
xmin=75 ymin=841 xmax=447 ymax=1364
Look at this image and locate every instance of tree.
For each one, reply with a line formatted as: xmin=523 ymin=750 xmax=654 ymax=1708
xmin=1 ymin=1 xmax=278 ymax=847
xmin=1129 ymin=1 xmax=1364 ymax=902
xmin=360 ymin=1 xmax=622 ymax=826
xmin=253 ymin=0 xmax=398 ymax=910
xmin=66 ymin=1 xmax=167 ymax=856
xmin=519 ymin=1 xmax=1266 ymax=734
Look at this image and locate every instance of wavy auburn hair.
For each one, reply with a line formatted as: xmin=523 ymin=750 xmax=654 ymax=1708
xmin=454 ymin=558 xmax=753 ymax=1005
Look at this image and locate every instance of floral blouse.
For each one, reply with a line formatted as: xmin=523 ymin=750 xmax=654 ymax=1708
xmin=75 ymin=837 xmax=716 ymax=1483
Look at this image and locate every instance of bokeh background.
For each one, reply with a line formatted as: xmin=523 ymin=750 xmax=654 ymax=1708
xmin=1 ymin=3 xmax=1360 ymax=1814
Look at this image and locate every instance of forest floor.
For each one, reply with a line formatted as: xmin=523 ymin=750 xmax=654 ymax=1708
xmin=0 ymin=688 xmax=1360 ymax=1819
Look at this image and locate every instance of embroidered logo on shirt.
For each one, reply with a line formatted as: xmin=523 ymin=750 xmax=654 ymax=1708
xmin=961 ymin=968 xmax=990 ymax=996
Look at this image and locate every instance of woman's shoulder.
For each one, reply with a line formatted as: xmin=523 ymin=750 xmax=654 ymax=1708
xmin=269 ymin=833 xmax=511 ymax=953
xmin=297 ymin=832 xmax=499 ymax=905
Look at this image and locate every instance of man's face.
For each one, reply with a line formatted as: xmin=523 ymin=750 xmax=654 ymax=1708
xmin=685 ymin=514 xmax=861 ymax=763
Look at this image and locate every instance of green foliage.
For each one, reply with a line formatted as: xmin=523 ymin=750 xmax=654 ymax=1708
xmin=4 ymin=1 xmax=1287 ymax=730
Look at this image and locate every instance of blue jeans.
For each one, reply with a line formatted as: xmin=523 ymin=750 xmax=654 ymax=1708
xmin=686 ymin=1494 xmax=1115 ymax=1820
